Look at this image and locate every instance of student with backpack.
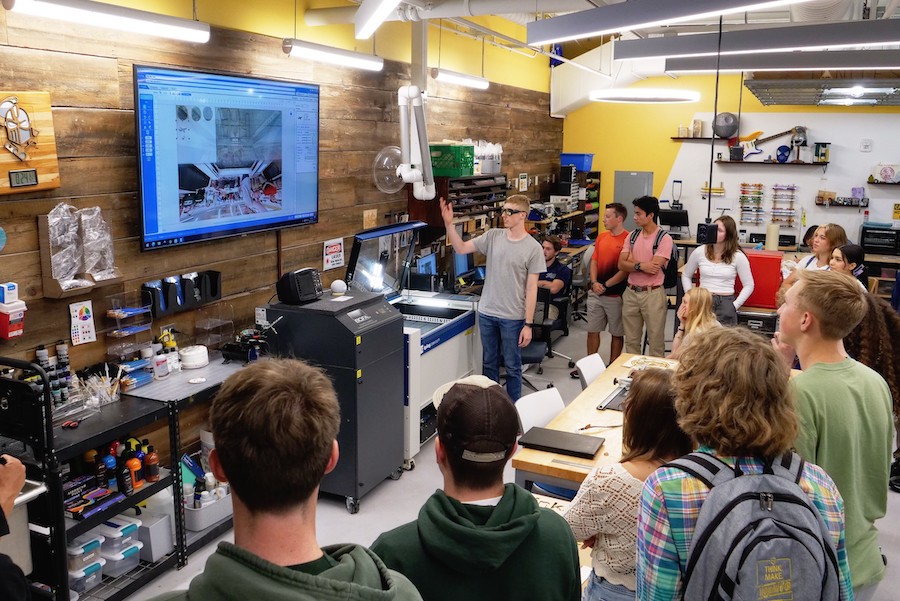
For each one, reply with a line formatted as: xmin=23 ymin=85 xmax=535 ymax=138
xmin=618 ymin=196 xmax=675 ymax=357
xmin=636 ymin=327 xmax=853 ymax=601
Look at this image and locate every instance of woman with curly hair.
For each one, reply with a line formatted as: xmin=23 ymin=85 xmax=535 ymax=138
xmin=843 ymin=292 xmax=900 ymax=489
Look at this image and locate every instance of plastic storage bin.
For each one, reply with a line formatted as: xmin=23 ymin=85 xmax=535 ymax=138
xmin=67 ymin=533 xmax=105 ymax=571
xmin=559 ymin=153 xmax=594 ymax=172
xmin=101 ymin=541 xmax=143 ymax=578
xmin=90 ymin=514 xmax=141 ymax=554
xmin=184 ymin=493 xmax=233 ymax=531
xmin=68 ymin=558 xmax=105 ymax=594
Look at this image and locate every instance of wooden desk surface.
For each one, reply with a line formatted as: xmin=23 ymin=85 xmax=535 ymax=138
xmin=561 ymin=244 xmax=590 ymax=257
xmin=512 ymin=353 xmax=678 ymax=487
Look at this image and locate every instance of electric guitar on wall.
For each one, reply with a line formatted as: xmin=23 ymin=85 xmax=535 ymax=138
xmin=736 ymin=129 xmax=794 ymax=159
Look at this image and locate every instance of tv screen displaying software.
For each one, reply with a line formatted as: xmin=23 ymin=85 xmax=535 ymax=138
xmin=134 ymin=65 xmax=319 ymax=250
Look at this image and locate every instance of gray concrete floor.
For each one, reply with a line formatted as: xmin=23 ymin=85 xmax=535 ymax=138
xmin=128 ymin=318 xmax=899 ymax=600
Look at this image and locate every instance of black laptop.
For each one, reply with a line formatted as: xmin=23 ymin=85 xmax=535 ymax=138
xmin=518 ymin=427 xmax=605 ymax=459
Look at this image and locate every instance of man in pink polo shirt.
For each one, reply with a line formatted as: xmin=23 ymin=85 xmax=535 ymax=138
xmin=617 ymin=196 xmax=673 ymax=357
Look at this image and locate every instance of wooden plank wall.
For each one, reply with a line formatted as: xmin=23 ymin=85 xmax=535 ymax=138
xmin=0 ymin=15 xmax=563 ymax=373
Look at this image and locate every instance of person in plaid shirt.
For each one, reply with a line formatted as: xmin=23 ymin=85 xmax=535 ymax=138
xmin=635 ymin=327 xmax=853 ymax=601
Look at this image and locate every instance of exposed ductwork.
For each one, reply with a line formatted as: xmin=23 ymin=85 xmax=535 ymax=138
xmin=304 ymin=1 xmax=592 ymax=27
xmin=789 ymin=0 xmax=861 ymax=21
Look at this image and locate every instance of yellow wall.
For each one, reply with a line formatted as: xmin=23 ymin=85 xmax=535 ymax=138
xmin=564 ymin=74 xmax=900 ymax=218
xmin=98 ymin=1 xmax=550 ymax=92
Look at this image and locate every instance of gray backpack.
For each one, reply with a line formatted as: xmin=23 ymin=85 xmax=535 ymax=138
xmin=667 ymin=451 xmax=841 ymax=601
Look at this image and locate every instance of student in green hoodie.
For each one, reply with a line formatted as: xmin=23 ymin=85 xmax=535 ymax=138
xmin=372 ymin=375 xmax=581 ymax=601
xmin=148 ymin=359 xmax=422 ymax=601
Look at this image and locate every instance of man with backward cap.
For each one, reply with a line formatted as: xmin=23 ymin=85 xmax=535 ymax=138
xmin=372 ymin=375 xmax=581 ymax=601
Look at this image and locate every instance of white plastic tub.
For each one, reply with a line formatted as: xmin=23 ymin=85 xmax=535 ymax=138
xmin=90 ymin=514 xmax=141 ymax=555
xmin=101 ymin=541 xmax=143 ymax=578
xmin=66 ymin=533 xmax=105 ymax=571
xmin=68 ymin=558 xmax=105 ymax=594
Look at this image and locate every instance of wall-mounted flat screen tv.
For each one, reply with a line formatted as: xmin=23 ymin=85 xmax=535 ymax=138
xmin=134 ymin=65 xmax=319 ymax=250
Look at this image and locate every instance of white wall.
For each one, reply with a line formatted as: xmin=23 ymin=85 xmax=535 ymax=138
xmin=661 ymin=112 xmax=900 ymax=244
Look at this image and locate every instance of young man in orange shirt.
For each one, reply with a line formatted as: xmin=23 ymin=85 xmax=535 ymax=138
xmin=585 ymin=203 xmax=629 ymax=365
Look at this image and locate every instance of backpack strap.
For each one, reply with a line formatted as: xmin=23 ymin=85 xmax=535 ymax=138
xmin=652 ymin=229 xmax=666 ymax=254
xmin=665 ymin=451 xmax=742 ymax=489
xmin=629 ymin=229 xmax=640 ymax=248
xmin=771 ymin=451 xmax=805 ymax=484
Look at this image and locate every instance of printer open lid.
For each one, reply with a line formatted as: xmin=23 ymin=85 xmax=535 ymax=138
xmin=346 ymin=221 xmax=427 ymax=299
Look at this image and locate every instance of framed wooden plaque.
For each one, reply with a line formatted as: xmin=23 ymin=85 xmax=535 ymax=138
xmin=0 ymin=91 xmax=60 ymax=195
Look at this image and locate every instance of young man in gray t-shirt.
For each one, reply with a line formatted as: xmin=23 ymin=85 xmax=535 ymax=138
xmin=441 ymin=194 xmax=544 ymax=400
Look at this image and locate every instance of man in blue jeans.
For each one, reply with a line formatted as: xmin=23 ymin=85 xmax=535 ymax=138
xmin=441 ymin=194 xmax=543 ymax=400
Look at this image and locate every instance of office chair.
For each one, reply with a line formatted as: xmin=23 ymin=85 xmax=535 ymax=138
xmin=519 ymin=294 xmax=554 ymax=391
xmin=575 ymin=353 xmax=607 ymax=390
xmin=534 ymin=287 xmax=577 ymax=368
xmin=514 ymin=388 xmax=575 ymax=500
xmin=569 ymin=245 xmax=594 ymax=323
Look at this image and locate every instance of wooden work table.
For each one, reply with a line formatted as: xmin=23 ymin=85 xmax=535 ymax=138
xmin=512 ymin=353 xmax=677 ymax=490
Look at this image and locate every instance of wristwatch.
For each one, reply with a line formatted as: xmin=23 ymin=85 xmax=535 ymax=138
xmin=635 ymin=262 xmax=642 ymax=272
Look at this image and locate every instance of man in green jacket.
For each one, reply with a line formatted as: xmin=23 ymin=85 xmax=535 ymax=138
xmin=149 ymin=358 xmax=422 ymax=601
xmin=773 ymin=270 xmax=892 ymax=601
xmin=372 ymin=376 xmax=581 ymax=601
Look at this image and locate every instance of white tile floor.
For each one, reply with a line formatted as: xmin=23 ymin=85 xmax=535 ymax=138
xmin=127 ymin=319 xmax=900 ymax=601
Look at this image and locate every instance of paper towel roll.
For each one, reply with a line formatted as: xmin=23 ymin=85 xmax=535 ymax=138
xmin=765 ymin=223 xmax=780 ymax=251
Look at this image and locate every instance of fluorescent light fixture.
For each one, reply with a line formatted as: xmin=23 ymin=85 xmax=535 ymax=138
xmin=282 ymin=38 xmax=384 ymax=72
xmin=666 ymin=50 xmax=900 ymax=73
xmin=819 ymin=98 xmax=878 ymax=106
xmin=431 ymin=68 xmax=489 ymax=90
xmin=1 ymin=0 xmax=210 ymax=42
xmin=354 ymin=0 xmax=401 ymax=40
xmin=589 ymin=88 xmax=701 ymax=103
xmin=526 ymin=0 xmax=815 ymax=46
xmin=614 ymin=19 xmax=900 ymax=60
xmin=824 ymin=86 xmax=896 ymax=97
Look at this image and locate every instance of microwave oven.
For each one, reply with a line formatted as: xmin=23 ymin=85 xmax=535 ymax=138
xmin=860 ymin=225 xmax=900 ymax=256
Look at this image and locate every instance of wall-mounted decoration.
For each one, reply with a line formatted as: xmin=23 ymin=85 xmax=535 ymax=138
xmin=0 ymin=91 xmax=60 ymax=195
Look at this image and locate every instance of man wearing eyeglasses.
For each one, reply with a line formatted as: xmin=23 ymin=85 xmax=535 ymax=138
xmin=441 ymin=194 xmax=544 ymax=400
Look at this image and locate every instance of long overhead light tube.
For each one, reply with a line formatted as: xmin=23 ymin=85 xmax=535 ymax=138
xmin=589 ymin=88 xmax=701 ymax=103
xmin=1 ymin=0 xmax=210 ymax=43
xmin=527 ymin=0 xmax=816 ymax=46
xmin=282 ymin=38 xmax=384 ymax=72
xmin=431 ymin=68 xmax=489 ymax=90
xmin=354 ymin=0 xmax=402 ymax=40
xmin=615 ymin=19 xmax=900 ymax=61
xmin=666 ymin=49 xmax=900 ymax=73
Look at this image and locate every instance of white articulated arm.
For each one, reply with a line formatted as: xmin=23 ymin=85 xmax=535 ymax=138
xmin=396 ymin=85 xmax=435 ymax=200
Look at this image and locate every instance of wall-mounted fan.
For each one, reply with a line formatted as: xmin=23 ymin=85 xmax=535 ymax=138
xmin=373 ymin=145 xmax=404 ymax=194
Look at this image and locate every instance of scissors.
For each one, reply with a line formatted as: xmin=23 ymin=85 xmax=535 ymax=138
xmin=61 ymin=420 xmax=80 ymax=429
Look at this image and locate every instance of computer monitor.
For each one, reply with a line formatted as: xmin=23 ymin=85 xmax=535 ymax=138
xmin=659 ymin=209 xmax=689 ymax=228
xmin=416 ymin=253 xmax=437 ymax=275
xmin=454 ymin=252 xmax=474 ymax=279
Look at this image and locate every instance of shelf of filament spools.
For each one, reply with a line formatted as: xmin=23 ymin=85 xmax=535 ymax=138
xmin=770 ymin=183 xmax=797 ymax=228
xmin=739 ymin=182 xmax=766 ymax=226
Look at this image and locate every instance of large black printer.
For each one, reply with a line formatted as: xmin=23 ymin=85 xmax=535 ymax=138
xmin=262 ymin=288 xmax=404 ymax=514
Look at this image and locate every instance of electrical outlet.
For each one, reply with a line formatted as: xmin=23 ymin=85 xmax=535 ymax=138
xmin=158 ymin=323 xmax=175 ymax=337
xmin=860 ymin=139 xmax=873 ymax=153
xmin=363 ymin=209 xmax=377 ymax=229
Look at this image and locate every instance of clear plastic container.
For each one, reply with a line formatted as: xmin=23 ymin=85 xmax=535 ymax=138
xmin=68 ymin=558 xmax=105 ymax=594
xmin=101 ymin=541 xmax=143 ymax=578
xmin=66 ymin=533 xmax=105 ymax=571
xmin=90 ymin=514 xmax=141 ymax=554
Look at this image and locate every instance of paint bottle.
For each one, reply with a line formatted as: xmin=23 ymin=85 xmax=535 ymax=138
xmin=116 ymin=454 xmax=134 ymax=496
xmin=94 ymin=457 xmax=108 ymax=488
xmin=102 ymin=454 xmax=118 ymax=491
xmin=193 ymin=477 xmax=206 ymax=509
xmin=143 ymin=445 xmax=160 ymax=483
xmin=125 ymin=442 xmax=144 ymax=490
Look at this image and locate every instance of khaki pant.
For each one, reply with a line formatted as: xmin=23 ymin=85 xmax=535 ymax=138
xmin=622 ymin=286 xmax=668 ymax=357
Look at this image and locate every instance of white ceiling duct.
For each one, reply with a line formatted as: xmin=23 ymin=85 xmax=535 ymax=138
xmin=304 ymin=1 xmax=591 ymax=27
xmin=789 ymin=0 xmax=861 ymax=21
